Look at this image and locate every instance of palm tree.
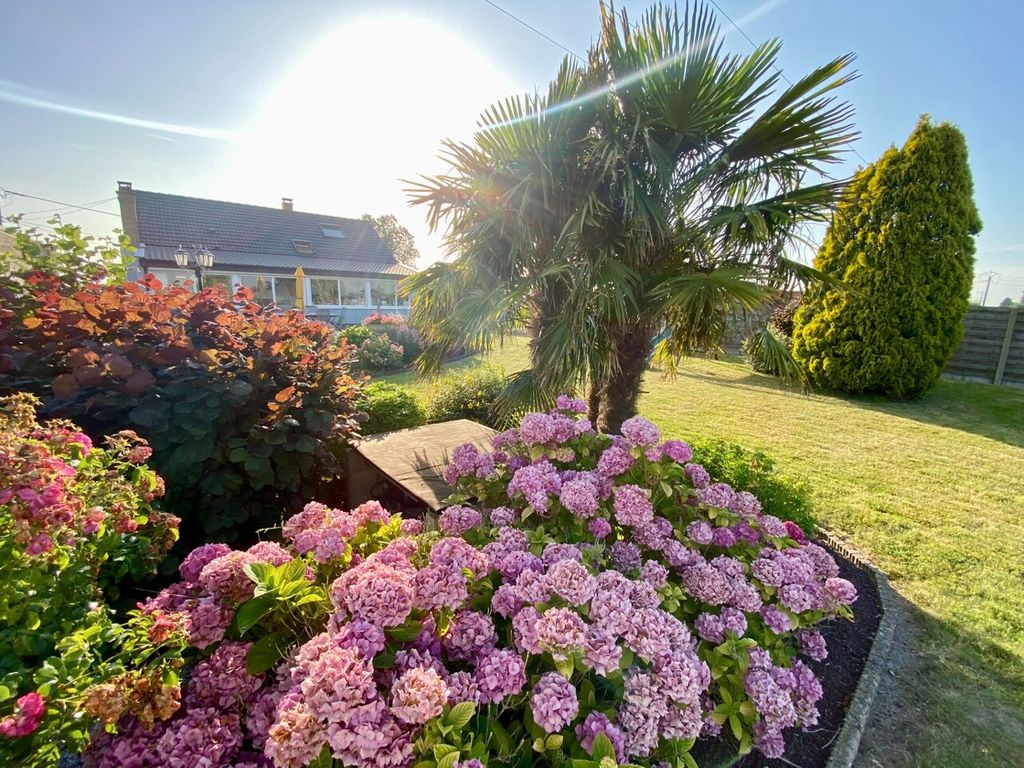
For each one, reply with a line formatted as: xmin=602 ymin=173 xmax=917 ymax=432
xmin=404 ymin=1 xmax=857 ymax=431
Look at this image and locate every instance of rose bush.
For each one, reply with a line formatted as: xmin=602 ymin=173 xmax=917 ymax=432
xmin=0 ymin=393 xmax=182 ymax=766
xmin=85 ymin=399 xmax=855 ymax=768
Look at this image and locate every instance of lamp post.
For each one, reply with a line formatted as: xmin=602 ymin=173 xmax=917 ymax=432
xmin=174 ymin=244 xmax=215 ymax=290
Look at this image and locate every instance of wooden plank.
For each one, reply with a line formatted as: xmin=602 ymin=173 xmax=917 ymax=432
xmin=994 ymin=308 xmax=1019 ymax=385
xmin=349 ymin=419 xmax=497 ymax=511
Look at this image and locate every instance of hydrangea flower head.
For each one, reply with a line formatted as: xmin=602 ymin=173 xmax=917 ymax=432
xmin=530 ymin=672 xmax=579 ymax=733
xmin=620 ymin=416 xmax=661 ymax=447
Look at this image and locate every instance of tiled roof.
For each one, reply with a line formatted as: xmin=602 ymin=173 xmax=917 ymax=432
xmin=131 ymin=190 xmax=396 ymax=264
xmin=141 ymin=245 xmax=416 ymax=277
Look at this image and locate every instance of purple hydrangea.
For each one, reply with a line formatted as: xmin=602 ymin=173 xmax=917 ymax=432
xmin=613 ymin=484 xmax=654 ymax=527
xmin=555 ymin=394 xmax=587 ymax=413
xmin=684 ymin=463 xmax=711 ymax=489
xmin=697 ymin=482 xmax=736 ymax=510
xmin=474 ymin=649 xmax=527 ymax=703
xmin=335 ymin=619 xmax=387 ymax=659
xmin=542 ymin=542 xmax=583 ymax=566
xmin=661 ymin=440 xmax=693 ymax=464
xmin=687 ymin=520 xmax=714 ymax=546
xmin=588 ymin=518 xmax=612 ymax=539
xmin=611 ymin=541 xmax=642 ymax=572
xmin=576 ymin=713 xmax=625 ymax=761
xmin=597 ymin=445 xmax=634 ymax=478
xmin=559 ymin=478 xmax=600 ymax=518
xmin=489 ymin=506 xmax=517 ymax=527
xmin=438 ymin=505 xmax=482 ymax=535
xmin=620 ymin=416 xmax=661 ymax=447
xmin=530 ymin=672 xmax=579 ymax=733
xmin=796 ymin=629 xmax=828 ymax=661
xmin=443 ymin=610 xmax=497 ymax=662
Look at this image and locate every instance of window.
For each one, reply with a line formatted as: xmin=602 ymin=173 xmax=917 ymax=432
xmin=319 ymin=223 xmax=345 ymax=239
xmin=238 ymin=275 xmax=273 ymax=305
xmin=274 ymin=276 xmax=297 ymax=309
xmin=368 ymin=278 xmax=398 ymax=306
xmin=150 ymin=270 xmax=195 ymax=290
xmin=292 ymin=239 xmax=314 ymax=254
xmin=310 ymin=278 xmax=340 ymax=305
xmin=340 ymin=278 xmax=367 ymax=306
xmin=205 ymin=273 xmax=231 ymax=291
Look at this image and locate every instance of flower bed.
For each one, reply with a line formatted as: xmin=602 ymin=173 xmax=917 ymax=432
xmin=0 ymin=393 xmax=181 ymax=767
xmin=77 ymin=398 xmax=856 ymax=768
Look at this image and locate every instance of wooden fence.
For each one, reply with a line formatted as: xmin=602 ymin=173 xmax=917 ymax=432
xmin=945 ymin=306 xmax=1024 ymax=387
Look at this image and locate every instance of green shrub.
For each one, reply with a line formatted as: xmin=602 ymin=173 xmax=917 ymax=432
xmin=426 ymin=363 xmax=507 ymax=428
xmin=687 ymin=435 xmax=815 ymax=533
xmin=366 ymin=323 xmax=423 ymax=365
xmin=793 ymin=116 xmax=981 ymax=397
xmin=0 ymin=270 xmax=363 ymax=550
xmin=358 ymin=381 xmax=426 ymax=435
xmin=339 ymin=324 xmax=375 ymax=347
xmin=354 ymin=332 xmax=405 ymax=371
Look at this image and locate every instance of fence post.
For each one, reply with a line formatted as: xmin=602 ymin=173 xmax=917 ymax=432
xmin=994 ymin=307 xmax=1019 ymax=385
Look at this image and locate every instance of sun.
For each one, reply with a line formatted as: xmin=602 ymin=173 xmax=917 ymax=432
xmin=224 ymin=12 xmax=519 ymax=267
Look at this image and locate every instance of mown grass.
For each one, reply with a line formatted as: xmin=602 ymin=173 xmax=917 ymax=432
xmin=381 ymin=338 xmax=1024 ymax=766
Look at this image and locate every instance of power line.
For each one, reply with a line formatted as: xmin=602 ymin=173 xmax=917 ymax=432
xmin=480 ymin=0 xmax=870 ymax=167
xmin=0 ymin=187 xmax=121 ymax=217
xmin=479 ymin=0 xmax=584 ymax=61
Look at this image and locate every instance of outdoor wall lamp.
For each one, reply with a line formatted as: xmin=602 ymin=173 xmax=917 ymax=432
xmin=174 ymin=244 xmax=215 ymax=290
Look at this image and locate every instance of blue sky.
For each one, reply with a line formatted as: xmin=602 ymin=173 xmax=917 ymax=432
xmin=1 ymin=0 xmax=1022 ymax=304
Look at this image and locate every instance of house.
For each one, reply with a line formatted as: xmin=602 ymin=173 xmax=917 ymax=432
xmin=115 ymin=181 xmax=415 ymax=323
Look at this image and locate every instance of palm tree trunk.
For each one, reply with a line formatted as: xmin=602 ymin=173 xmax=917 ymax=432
xmin=597 ymin=320 xmax=652 ymax=434
xmin=587 ymin=380 xmax=602 ymax=424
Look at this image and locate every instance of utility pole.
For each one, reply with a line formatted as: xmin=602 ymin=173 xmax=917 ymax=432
xmin=979 ymin=271 xmax=1000 ymax=306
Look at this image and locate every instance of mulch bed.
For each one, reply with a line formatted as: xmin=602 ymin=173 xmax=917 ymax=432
xmin=693 ymin=544 xmax=883 ymax=768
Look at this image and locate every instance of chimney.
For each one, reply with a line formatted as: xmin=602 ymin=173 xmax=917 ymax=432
xmin=281 ymin=197 xmax=293 ymax=212
xmin=116 ymin=181 xmax=139 ymax=245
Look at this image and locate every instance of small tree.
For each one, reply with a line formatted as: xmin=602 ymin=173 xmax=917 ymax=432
xmin=793 ymin=116 xmax=982 ymax=397
xmin=361 ymin=213 xmax=420 ymax=268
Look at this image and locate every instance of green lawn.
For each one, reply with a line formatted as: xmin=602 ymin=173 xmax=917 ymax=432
xmin=381 ymin=338 xmax=1024 ymax=767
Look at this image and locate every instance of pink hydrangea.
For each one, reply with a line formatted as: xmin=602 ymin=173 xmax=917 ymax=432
xmin=198 ymin=551 xmax=258 ymax=604
xmin=247 ymin=540 xmax=292 ymax=566
xmin=265 ymin=694 xmax=326 ymax=768
xmin=391 ymin=667 xmax=449 ymax=724
xmin=179 ymin=542 xmax=232 ymax=583
xmin=545 ymin=559 xmax=597 ymax=606
xmin=330 ymin=560 xmax=414 ymax=628
xmin=412 ymin=563 xmax=469 ymax=612
xmin=535 ymin=607 xmax=586 ymax=660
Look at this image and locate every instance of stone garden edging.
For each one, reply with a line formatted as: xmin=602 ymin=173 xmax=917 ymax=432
xmin=817 ymin=530 xmax=897 ymax=768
